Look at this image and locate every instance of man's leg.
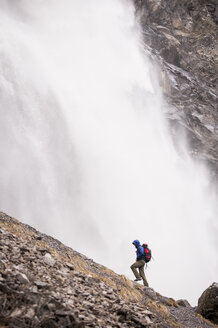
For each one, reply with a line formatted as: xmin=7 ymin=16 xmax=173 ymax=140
xmin=130 ymin=261 xmax=141 ymax=280
xmin=139 ymin=262 xmax=149 ymax=287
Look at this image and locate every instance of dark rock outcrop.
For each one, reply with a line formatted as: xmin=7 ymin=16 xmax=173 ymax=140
xmin=134 ymin=0 xmax=218 ymax=178
xmin=0 ymin=212 xmax=216 ymax=328
xmin=197 ymin=282 xmax=218 ymax=324
xmin=176 ymin=299 xmax=191 ymax=307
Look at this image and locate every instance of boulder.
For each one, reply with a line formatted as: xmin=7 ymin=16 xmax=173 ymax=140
xmin=43 ymin=253 xmax=56 ymax=266
xmin=177 ymin=299 xmax=191 ymax=307
xmin=16 ymin=273 xmax=29 ymax=284
xmin=197 ymin=282 xmax=218 ymax=324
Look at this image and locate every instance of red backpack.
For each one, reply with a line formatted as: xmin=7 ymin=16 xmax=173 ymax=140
xmin=142 ymin=244 xmax=151 ymax=263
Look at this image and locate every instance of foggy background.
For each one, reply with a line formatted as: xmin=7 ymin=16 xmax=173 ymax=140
xmin=0 ymin=0 xmax=217 ymax=305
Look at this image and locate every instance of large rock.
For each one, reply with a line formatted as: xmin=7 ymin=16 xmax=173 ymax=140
xmin=197 ymin=282 xmax=218 ymax=324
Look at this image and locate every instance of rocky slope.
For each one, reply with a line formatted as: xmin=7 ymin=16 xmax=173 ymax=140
xmin=0 ymin=212 xmax=217 ymax=328
xmin=134 ymin=0 xmax=218 ymax=177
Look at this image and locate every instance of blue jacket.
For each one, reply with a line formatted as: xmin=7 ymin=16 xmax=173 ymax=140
xmin=132 ymin=240 xmax=145 ymax=261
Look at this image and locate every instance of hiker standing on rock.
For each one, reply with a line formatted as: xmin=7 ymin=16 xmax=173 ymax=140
xmin=130 ymin=240 xmax=149 ymax=287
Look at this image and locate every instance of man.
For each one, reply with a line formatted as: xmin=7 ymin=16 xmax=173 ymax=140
xmin=130 ymin=239 xmax=149 ymax=287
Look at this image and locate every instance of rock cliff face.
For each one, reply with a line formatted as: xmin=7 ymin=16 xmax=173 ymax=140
xmin=134 ymin=0 xmax=218 ymax=177
xmin=0 ymin=212 xmax=217 ymax=328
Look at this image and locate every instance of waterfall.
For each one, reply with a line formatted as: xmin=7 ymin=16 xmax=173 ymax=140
xmin=0 ymin=0 xmax=217 ymax=304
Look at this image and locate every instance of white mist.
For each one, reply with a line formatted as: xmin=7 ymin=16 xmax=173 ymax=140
xmin=0 ymin=0 xmax=217 ymax=305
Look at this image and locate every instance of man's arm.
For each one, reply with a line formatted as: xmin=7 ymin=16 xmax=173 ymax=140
xmin=137 ymin=246 xmax=144 ymax=260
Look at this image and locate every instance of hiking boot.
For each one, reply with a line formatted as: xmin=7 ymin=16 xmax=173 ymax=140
xmin=134 ymin=278 xmax=142 ymax=281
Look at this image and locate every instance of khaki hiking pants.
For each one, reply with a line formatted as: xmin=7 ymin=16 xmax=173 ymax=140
xmin=130 ymin=260 xmax=149 ymax=287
